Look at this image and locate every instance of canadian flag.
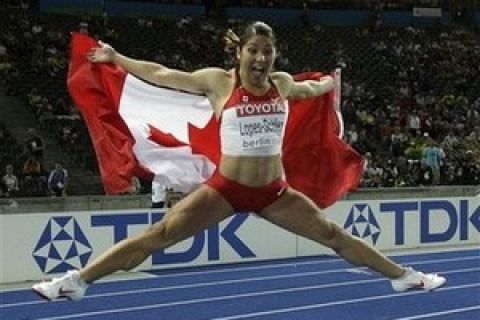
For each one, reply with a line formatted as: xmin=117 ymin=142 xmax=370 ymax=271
xmin=67 ymin=32 xmax=364 ymax=209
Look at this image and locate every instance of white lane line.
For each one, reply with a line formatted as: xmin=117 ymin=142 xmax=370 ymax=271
xmin=1 ymin=258 xmax=479 ymax=308
xmin=5 ymin=253 xmax=478 ymax=297
xmin=32 ymin=279 xmax=480 ymax=320
xmin=0 ymin=268 xmax=355 ymax=308
xmin=138 ymin=256 xmax=342 ymax=277
xmin=2 ymin=249 xmax=478 ymax=294
xmin=0 ymin=272 xmax=157 ymax=293
xmin=134 ymin=250 xmax=480 ymax=280
xmin=209 ymin=283 xmax=480 ymax=320
xmin=393 ymin=306 xmax=480 ymax=320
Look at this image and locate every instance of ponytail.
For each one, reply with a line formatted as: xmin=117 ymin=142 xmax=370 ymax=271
xmin=223 ymin=28 xmax=240 ymax=52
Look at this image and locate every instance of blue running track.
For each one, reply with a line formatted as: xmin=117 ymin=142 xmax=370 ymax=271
xmin=1 ymin=248 xmax=479 ymax=320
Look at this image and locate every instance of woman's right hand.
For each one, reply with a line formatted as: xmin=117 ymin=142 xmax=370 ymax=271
xmin=87 ymin=40 xmax=116 ymax=63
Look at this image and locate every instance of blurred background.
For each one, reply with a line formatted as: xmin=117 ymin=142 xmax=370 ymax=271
xmin=0 ymin=0 xmax=478 ymax=200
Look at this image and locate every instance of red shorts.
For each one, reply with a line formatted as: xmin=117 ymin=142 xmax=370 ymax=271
xmin=204 ymin=171 xmax=288 ymax=213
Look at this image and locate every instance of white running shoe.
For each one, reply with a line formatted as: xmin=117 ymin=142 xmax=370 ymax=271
xmin=32 ymin=270 xmax=88 ymax=301
xmin=391 ymin=267 xmax=446 ymax=292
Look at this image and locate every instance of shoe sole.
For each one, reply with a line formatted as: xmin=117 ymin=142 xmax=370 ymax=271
xmin=32 ymin=287 xmax=76 ymax=301
xmin=32 ymin=287 xmax=52 ymax=302
xmin=392 ymin=277 xmax=446 ymax=292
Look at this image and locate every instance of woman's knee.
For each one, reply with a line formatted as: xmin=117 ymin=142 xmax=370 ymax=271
xmin=142 ymin=212 xmax=187 ymax=250
xmin=118 ymin=235 xmax=156 ymax=271
xmin=322 ymin=222 xmax=351 ymax=251
xmin=114 ymin=217 xmax=183 ymax=271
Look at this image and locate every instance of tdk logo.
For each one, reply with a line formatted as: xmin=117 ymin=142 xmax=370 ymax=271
xmin=91 ymin=212 xmax=255 ymax=265
xmin=345 ymin=200 xmax=480 ymax=246
xmin=32 ymin=217 xmax=92 ymax=273
xmin=381 ymin=200 xmax=480 ymax=244
xmin=344 ymin=204 xmax=381 ymax=244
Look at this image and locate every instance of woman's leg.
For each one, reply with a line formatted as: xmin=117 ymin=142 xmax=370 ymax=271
xmin=80 ymin=184 xmax=234 ymax=283
xmin=260 ymin=188 xmax=404 ymax=278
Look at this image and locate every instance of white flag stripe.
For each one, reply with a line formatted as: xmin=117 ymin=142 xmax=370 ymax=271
xmin=118 ymin=75 xmax=216 ymax=193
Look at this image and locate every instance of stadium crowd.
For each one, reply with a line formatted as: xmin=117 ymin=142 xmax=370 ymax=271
xmin=0 ymin=0 xmax=478 ymax=198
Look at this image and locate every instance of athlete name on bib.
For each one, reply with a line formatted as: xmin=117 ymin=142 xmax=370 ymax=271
xmin=236 ymin=100 xmax=285 ymax=150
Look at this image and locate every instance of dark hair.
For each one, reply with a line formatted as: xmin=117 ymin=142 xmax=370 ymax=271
xmin=224 ymin=21 xmax=276 ymax=52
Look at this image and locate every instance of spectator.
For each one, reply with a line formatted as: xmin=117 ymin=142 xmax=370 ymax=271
xmin=362 ymin=155 xmax=383 ymax=187
xmin=22 ymin=156 xmax=44 ymax=195
xmin=379 ymin=119 xmax=393 ymax=148
xmin=150 ymin=178 xmax=185 ymax=208
xmin=47 ymin=161 xmax=68 ymax=197
xmin=406 ymin=110 xmax=421 ymax=136
xmin=1 ymin=164 xmax=19 ymax=197
xmin=442 ymin=129 xmax=459 ymax=151
xmin=127 ymin=176 xmax=141 ymax=195
xmin=396 ymin=155 xmax=409 ymax=179
xmin=25 ymin=128 xmax=44 ymax=162
xmin=417 ymin=160 xmax=434 ymax=186
xmin=457 ymin=151 xmax=480 ymax=185
xmin=422 ymin=140 xmax=443 ymax=185
xmin=151 ymin=179 xmax=166 ymax=208
xmin=442 ymin=163 xmax=458 ymax=185
xmin=390 ymin=126 xmax=406 ymax=157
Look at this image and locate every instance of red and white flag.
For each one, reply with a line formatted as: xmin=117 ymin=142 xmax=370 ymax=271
xmin=67 ymin=32 xmax=364 ymax=208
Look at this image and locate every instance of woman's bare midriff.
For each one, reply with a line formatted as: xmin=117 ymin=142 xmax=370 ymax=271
xmin=218 ymin=155 xmax=283 ymax=187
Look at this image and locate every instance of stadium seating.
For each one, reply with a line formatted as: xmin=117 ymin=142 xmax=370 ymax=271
xmin=0 ymin=3 xmax=478 ymax=196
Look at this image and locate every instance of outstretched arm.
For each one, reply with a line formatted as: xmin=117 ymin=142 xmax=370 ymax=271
xmin=272 ymin=72 xmax=334 ymax=99
xmin=87 ymin=41 xmax=223 ymax=94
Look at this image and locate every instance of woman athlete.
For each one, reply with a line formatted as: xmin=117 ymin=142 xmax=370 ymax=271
xmin=33 ymin=21 xmax=445 ymax=301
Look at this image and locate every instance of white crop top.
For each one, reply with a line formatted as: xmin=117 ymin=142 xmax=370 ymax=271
xmin=219 ymin=79 xmax=289 ymax=156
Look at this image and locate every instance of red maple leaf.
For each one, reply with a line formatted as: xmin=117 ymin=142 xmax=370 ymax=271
xmin=147 ymin=115 xmax=220 ymax=165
